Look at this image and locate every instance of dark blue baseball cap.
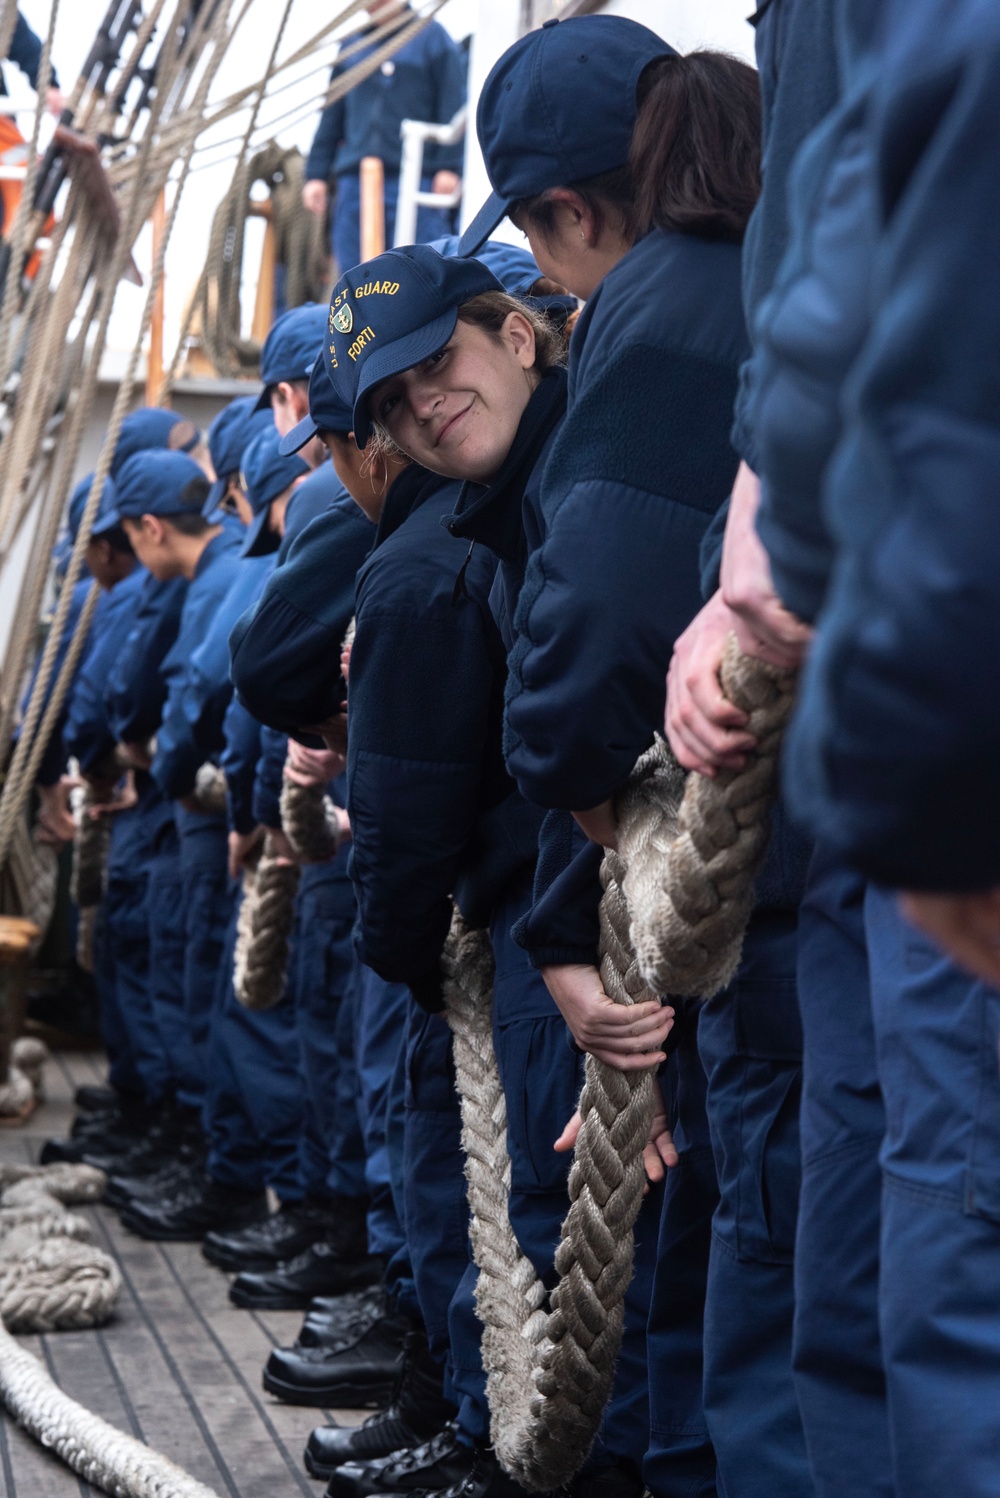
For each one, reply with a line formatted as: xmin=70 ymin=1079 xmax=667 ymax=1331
xmin=107 ymin=450 xmax=208 ymax=526
xmin=68 ymin=473 xmax=119 ymax=543
xmin=325 ymin=244 xmax=503 ymax=449
xmin=204 ymin=396 xmax=273 ymax=512
xmin=254 ymin=302 xmax=329 ymax=411
xmin=240 ymin=426 xmax=309 ymax=557
xmin=111 ymin=406 xmax=199 ymax=478
xmin=278 ymin=356 xmax=355 ymax=456
xmin=458 ymin=15 xmax=672 ymax=255
xmin=428 ymin=234 xmax=541 ymax=294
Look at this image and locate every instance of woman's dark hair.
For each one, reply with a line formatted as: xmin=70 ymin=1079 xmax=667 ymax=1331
xmin=512 ymin=50 xmax=761 ymax=246
xmin=457 ymin=290 xmax=568 ymax=371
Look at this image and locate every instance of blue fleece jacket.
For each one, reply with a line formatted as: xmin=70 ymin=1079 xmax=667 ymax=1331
xmin=304 ymin=16 xmax=465 ymax=183
xmin=104 ymin=574 xmax=187 ymax=746
xmin=229 ymin=496 xmax=374 ymax=735
xmin=27 ymin=577 xmax=94 ymax=788
xmin=784 ymin=0 xmax=1000 ymax=890
xmin=505 ymin=229 xmax=747 ymax=814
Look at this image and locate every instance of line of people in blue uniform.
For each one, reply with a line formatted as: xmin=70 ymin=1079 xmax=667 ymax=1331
xmin=24 ymin=6 xmax=1000 ymax=1497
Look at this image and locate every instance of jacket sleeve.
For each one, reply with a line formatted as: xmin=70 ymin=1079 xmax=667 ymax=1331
xmin=104 ymin=579 xmax=186 ymax=744
xmin=785 ymin=19 xmax=1000 ymax=890
xmin=304 ymin=64 xmax=346 ymax=182
xmin=8 ymin=12 xmax=57 ymax=89
xmin=221 ymin=698 xmax=262 ymax=836
xmin=505 ymin=340 xmax=738 ymax=811
xmin=150 ymin=669 xmax=205 ymax=802
xmin=26 ymin=581 xmax=93 ymax=788
xmin=252 ymin=728 xmax=287 ymax=829
xmin=513 ymin=812 xmax=603 ymax=969
xmin=426 ymin=29 xmax=466 ymax=175
xmin=347 ymin=596 xmax=497 ymax=1001
xmin=63 ymin=609 xmax=126 ymax=775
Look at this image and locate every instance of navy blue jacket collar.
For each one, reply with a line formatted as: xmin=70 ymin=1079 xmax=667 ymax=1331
xmin=375 ymin=464 xmax=455 ymax=549
xmin=444 ymin=366 xmax=568 ymax=563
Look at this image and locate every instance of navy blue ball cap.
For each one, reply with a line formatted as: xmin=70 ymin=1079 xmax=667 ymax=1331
xmin=239 ymin=426 xmax=309 ymax=557
xmin=279 ymin=356 xmax=355 ymax=456
xmin=254 ymin=302 xmax=329 ymax=411
xmin=112 ymin=450 xmax=208 ymax=524
xmin=67 ymin=472 xmax=118 ymax=543
xmin=325 ymin=244 xmax=504 ymax=449
xmin=111 ymin=406 xmax=198 ymax=478
xmin=428 ymin=234 xmax=541 ymax=294
xmin=204 ymin=396 xmax=273 ymax=512
xmin=458 ymin=15 xmax=673 ymax=255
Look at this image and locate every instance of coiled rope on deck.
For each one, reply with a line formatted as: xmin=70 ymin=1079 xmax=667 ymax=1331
xmin=444 ymin=643 xmax=796 ymax=1491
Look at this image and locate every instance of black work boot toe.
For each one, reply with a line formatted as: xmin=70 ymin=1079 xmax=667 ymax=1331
xmin=319 ymin=1423 xmax=472 ymax=1495
xmin=230 ymin=1239 xmax=383 ymax=1311
xmin=302 ymin=1330 xmax=454 ymax=1478
xmin=203 ymin=1199 xmax=334 ymax=1273
xmin=262 ymin=1312 xmax=411 ymax=1407
xmin=120 ymin=1175 xmax=268 ymax=1242
xmin=362 ymin=1448 xmax=552 ymax=1498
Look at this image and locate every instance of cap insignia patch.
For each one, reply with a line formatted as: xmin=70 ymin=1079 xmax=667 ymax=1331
xmin=332 ymin=303 xmax=353 ymax=335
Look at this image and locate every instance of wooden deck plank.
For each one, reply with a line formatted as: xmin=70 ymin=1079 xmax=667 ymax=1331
xmin=1 ymin=1053 xmax=370 ymax=1497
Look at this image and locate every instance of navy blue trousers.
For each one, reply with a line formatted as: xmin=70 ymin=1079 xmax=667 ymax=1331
xmin=146 ymin=829 xmax=203 ymax=1108
xmin=96 ymin=865 xmax=173 ymax=1103
xmin=204 ymin=891 xmax=304 ymax=1198
xmin=332 ymin=172 xmax=455 ymax=279
xmin=294 ymin=866 xmax=367 ymax=1202
xmin=697 ymin=910 xmax=812 ymax=1497
xmin=354 ymin=964 xmax=411 ymax=1297
xmin=794 ymin=848 xmax=892 ymax=1497
xmin=866 ymin=885 xmax=1000 ymax=1498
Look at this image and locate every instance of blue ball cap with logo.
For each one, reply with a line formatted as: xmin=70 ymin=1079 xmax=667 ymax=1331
xmin=204 ymin=396 xmax=273 ymax=514
xmin=325 ymin=243 xmax=504 ymax=449
xmin=109 ymin=450 xmax=208 ymax=527
xmin=278 ymin=356 xmax=355 ymax=456
xmin=67 ymin=473 xmax=118 ymax=543
xmin=111 ymin=406 xmax=196 ymax=478
xmin=239 ymin=425 xmax=309 ymax=557
xmin=254 ymin=302 xmax=329 ymax=411
xmin=458 ymin=15 xmax=672 ymax=256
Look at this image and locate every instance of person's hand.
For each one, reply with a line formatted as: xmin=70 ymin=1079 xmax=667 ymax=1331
xmin=900 ymin=888 xmax=1000 ymax=990
xmin=228 ymin=826 xmax=263 ymax=880
xmin=284 ymin=739 xmax=346 ymax=787
xmin=45 ymin=86 xmax=65 ymax=118
xmin=88 ymin=771 xmax=138 ymax=818
xmin=431 ymin=169 xmax=461 ymax=198
xmin=118 ymin=739 xmax=152 ymax=771
xmin=302 ymin=179 xmax=328 ymax=216
xmin=572 ymin=800 xmax=618 ymax=851
xmin=310 ymin=712 xmax=348 ymax=757
xmin=720 ymin=461 xmax=813 ymax=669
xmin=541 ymin=963 xmax=673 ymax=1070
xmin=665 ymin=589 xmax=757 ymax=777
xmin=36 ymin=776 xmax=78 ymax=844
xmin=333 ymin=804 xmax=351 ymax=845
xmin=554 ymin=1093 xmax=677 ymax=1194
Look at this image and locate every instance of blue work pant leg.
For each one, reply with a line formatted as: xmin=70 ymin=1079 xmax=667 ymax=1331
xmin=866 ymin=886 xmax=1000 ymax=1498
xmin=644 ymin=1011 xmax=718 ymax=1498
xmin=104 ymin=870 xmax=173 ymax=1103
xmin=91 ymin=905 xmax=145 ymax=1099
xmin=146 ymin=836 xmax=202 ymax=1106
xmin=354 ymin=965 xmax=409 ymax=1277
xmin=178 ymin=824 xmax=230 ymax=1107
xmin=794 ymin=848 xmax=892 ymax=1497
xmin=295 ymin=870 xmax=367 ymax=1200
xmin=697 ymin=911 xmax=812 ymax=1498
xmin=205 ymin=893 xmax=304 ymax=1198
xmin=332 ymin=172 xmax=361 ymax=276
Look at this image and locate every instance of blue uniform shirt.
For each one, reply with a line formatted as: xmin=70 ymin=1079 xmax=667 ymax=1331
xmin=229 ymin=495 xmax=374 ymax=735
xmin=63 ymin=568 xmax=146 ymax=775
xmin=304 ymin=16 xmax=465 ymax=182
xmin=2 ymin=11 xmax=58 ymax=94
xmin=104 ymin=574 xmax=188 ymax=746
xmin=27 ymin=577 xmax=94 ymax=788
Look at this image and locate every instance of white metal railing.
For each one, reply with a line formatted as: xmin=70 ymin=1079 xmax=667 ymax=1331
xmin=393 ymin=104 xmax=466 ymax=247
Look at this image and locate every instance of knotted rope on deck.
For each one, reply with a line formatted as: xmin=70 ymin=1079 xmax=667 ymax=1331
xmin=233 ymin=833 xmax=299 ymax=1011
xmin=0 ymin=1162 xmax=120 ymax=1332
xmin=280 ymin=778 xmax=341 ymax=864
xmin=0 ymin=1037 xmax=49 ymax=1119
xmin=443 ymin=643 xmax=795 ymax=1490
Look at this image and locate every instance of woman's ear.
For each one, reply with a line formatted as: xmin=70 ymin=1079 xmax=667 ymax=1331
xmin=505 ymin=310 xmax=538 ymax=371
xmin=543 ymin=187 xmax=598 ymax=246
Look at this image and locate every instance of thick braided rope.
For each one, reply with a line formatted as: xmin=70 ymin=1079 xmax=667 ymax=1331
xmin=233 ymin=834 xmax=299 ymax=1010
xmin=0 ymin=1320 xmax=222 ymax=1496
xmin=280 ymin=778 xmax=341 ymax=864
xmin=0 ymin=1163 xmax=119 ymax=1333
xmin=443 ymin=808 xmax=660 ymax=1489
xmin=622 ymin=636 xmax=797 ymax=999
xmin=0 ymin=1036 xmax=48 ymax=1118
xmin=192 ymin=763 xmax=228 ymax=816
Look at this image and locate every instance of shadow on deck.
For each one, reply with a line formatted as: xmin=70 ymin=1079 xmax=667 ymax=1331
xmin=0 ymin=1048 xmax=363 ymax=1497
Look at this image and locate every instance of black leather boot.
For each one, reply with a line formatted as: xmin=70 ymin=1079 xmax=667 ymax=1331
xmin=360 ymin=1447 xmax=552 ymax=1498
xmin=262 ymin=1312 xmax=411 ymax=1406
xmin=230 ymin=1240 xmax=383 ymax=1311
xmin=203 ymin=1199 xmax=335 ymax=1272
xmin=104 ymin=1152 xmax=206 ymax=1211
xmin=303 ymin=1331 xmax=455 ymax=1478
xmin=120 ymin=1174 xmax=269 ymax=1242
xmin=82 ymin=1105 xmax=202 ymax=1176
xmin=297 ymin=1285 xmax=388 ymax=1349
xmin=74 ymin=1084 xmax=119 ymax=1112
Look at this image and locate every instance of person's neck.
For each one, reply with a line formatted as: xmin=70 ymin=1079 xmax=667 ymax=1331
xmin=574 ymin=234 xmax=634 ymax=301
xmin=177 ymin=524 xmax=221 ymax=580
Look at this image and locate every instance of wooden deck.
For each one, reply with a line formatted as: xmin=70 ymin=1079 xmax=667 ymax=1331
xmin=0 ymin=1049 xmax=364 ymax=1497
